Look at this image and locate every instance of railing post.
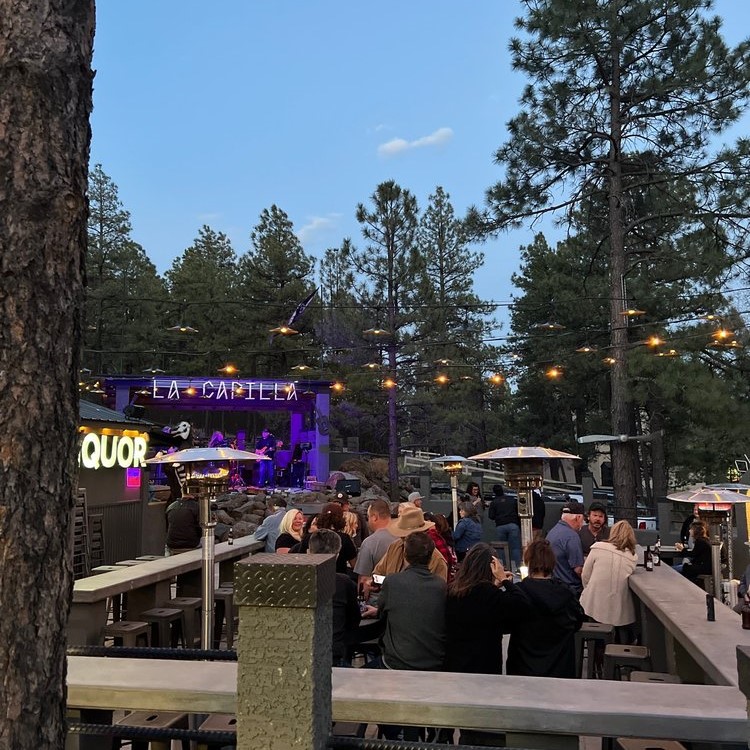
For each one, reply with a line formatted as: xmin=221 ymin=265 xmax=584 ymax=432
xmin=234 ymin=552 xmax=335 ymax=750
xmin=736 ymin=645 xmax=750 ymax=748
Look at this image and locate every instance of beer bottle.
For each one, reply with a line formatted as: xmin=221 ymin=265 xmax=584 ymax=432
xmin=644 ymin=545 xmax=654 ymax=571
xmin=653 ymin=535 xmax=661 ymax=566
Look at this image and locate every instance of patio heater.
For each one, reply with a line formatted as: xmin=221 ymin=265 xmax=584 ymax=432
xmin=429 ymin=456 xmax=468 ymax=530
xmin=470 ymin=446 xmax=581 ymax=551
xmin=146 ymin=447 xmax=269 ymax=648
xmin=668 ymin=485 xmax=750 ymax=603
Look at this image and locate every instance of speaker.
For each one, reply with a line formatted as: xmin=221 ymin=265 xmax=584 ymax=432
xmin=336 ymin=478 xmax=361 ymax=497
xmin=123 ymin=404 xmax=145 ymax=418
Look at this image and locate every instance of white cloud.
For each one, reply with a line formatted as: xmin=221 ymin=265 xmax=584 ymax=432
xmin=197 ymin=212 xmax=221 ymax=222
xmin=297 ymin=213 xmax=341 ymax=245
xmin=377 ymin=127 xmax=454 ymax=158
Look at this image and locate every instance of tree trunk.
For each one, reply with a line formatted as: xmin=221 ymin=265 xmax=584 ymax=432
xmin=607 ymin=28 xmax=639 ymax=526
xmin=0 ymin=3 xmax=94 ymax=748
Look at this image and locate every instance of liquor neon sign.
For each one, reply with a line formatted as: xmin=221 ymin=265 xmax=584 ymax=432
xmin=79 ymin=432 xmax=149 ymax=470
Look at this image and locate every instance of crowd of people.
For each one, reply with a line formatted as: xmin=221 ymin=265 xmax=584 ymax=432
xmin=166 ymin=479 xmax=695 ymax=740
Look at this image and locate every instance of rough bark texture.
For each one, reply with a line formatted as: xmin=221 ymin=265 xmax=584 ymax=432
xmin=0 ymin=2 xmax=94 ymax=748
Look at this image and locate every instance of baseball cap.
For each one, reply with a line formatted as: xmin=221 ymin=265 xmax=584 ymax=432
xmin=562 ymin=502 xmax=585 ymax=515
xmin=407 ymin=491 xmax=424 ymax=503
xmin=334 ymin=491 xmax=349 ymax=503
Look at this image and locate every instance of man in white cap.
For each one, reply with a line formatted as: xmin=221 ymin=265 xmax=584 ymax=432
xmin=372 ymin=507 xmax=448 ymax=580
xmin=407 ymin=490 xmax=424 ymax=509
xmin=546 ymin=500 xmax=585 ymax=595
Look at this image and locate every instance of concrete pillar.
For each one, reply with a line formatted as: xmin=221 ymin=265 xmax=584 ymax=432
xmin=234 ymin=552 xmax=336 ymax=750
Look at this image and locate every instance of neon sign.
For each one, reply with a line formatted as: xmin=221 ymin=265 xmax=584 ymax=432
xmin=79 ymin=433 xmax=149 ymax=470
xmin=150 ymin=379 xmax=298 ymax=402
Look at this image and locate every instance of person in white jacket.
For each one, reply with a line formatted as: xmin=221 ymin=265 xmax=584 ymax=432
xmin=580 ymin=520 xmax=638 ymax=644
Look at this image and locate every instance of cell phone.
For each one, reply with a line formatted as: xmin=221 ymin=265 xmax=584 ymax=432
xmin=372 ymin=574 xmax=385 ymax=585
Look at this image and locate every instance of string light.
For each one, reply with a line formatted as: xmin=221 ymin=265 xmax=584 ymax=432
xmin=270 ymin=325 xmax=299 ymax=335
xmin=218 ymin=364 xmax=238 ymax=375
xmin=435 ymin=374 xmax=450 ymax=385
xmin=533 ymin=321 xmax=566 ymax=331
xmin=620 ymin=308 xmax=646 ymax=317
xmin=382 ymin=378 xmax=397 ymax=389
xmin=545 ymin=366 xmax=563 ymax=379
xmin=646 ymin=335 xmax=664 ymax=347
xmin=167 ymin=324 xmax=198 ymax=334
xmin=489 ymin=373 xmax=505 ymax=385
xmin=575 ymin=344 xmax=598 ymax=353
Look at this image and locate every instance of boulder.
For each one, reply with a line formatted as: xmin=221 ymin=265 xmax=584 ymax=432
xmin=231 ymin=520 xmax=256 ymax=538
xmin=215 ymin=509 xmax=234 ymax=526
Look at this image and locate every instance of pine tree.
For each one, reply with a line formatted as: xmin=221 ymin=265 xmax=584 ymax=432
xmin=85 ymin=164 xmax=166 ymax=374
xmin=0 ymin=2 xmax=94 ymax=746
xmin=237 ymin=205 xmax=316 ymax=377
xmin=476 ymin=0 xmax=750 ymax=521
xmin=353 ymin=182 xmax=421 ymax=500
xmin=164 ymin=225 xmax=239 ymax=374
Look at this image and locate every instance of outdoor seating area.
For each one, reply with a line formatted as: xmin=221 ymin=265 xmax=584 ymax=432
xmin=69 ymin=536 xmax=263 ymax=648
xmin=63 ymin=551 xmax=750 ymax=750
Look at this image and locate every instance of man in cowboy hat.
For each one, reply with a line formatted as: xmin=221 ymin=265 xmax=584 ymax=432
xmin=372 ymin=507 xmax=448 ymax=581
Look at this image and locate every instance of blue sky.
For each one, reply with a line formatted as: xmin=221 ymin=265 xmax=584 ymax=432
xmin=91 ymin=1 xmax=747 ymax=319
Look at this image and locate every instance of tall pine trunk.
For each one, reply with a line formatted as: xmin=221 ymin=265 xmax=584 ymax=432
xmin=607 ymin=26 xmax=639 ymax=526
xmin=0 ymin=2 xmax=94 ymax=748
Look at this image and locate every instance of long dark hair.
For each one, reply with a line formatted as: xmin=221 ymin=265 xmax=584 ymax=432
xmin=448 ymin=542 xmax=494 ymax=598
xmin=317 ymin=502 xmax=345 ymax=531
xmin=433 ymin=513 xmax=455 ymax=547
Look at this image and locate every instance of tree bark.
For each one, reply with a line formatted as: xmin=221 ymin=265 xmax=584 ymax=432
xmin=0 ymin=2 xmax=94 ymax=748
xmin=607 ymin=24 xmax=639 ymax=526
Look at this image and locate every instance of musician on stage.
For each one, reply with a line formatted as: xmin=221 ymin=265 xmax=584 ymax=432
xmin=255 ymin=427 xmax=281 ymax=487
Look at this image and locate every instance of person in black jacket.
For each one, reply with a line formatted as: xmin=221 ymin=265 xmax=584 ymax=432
xmin=445 ymin=542 xmax=514 ymax=674
xmin=505 ymin=539 xmax=584 ymax=678
xmin=165 ymin=494 xmax=201 ymax=554
xmin=675 ymin=520 xmax=712 ymax=584
xmin=308 ymin=529 xmax=361 ymax=666
xmin=487 ymin=485 xmax=521 ymax=568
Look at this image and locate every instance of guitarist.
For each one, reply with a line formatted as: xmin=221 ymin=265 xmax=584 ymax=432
xmin=255 ymin=427 xmax=281 ymax=487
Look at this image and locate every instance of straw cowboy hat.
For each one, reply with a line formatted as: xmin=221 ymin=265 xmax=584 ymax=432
xmin=387 ymin=507 xmax=435 ymax=537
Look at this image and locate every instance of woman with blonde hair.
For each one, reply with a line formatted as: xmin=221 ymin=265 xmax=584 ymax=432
xmin=275 ymin=509 xmax=305 ymax=553
xmin=343 ymin=510 xmax=361 ymax=548
xmin=580 ymin=519 xmax=638 ymax=642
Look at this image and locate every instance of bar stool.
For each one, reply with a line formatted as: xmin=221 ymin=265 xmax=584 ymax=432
xmin=163 ymin=596 xmax=202 ymax=648
xmin=102 ymin=621 xmax=151 ymax=647
xmin=615 ymin=740 xmax=686 ymax=750
xmin=575 ymin=622 xmax=615 ymax=678
xmin=114 ymin=709 xmax=189 ymax=750
xmin=197 ymin=713 xmax=237 ymax=750
xmin=90 ymin=566 xmax=127 ymax=619
xmin=139 ymin=607 xmax=185 ymax=648
xmin=603 ymin=644 xmax=651 ymax=680
xmin=489 ymin=541 xmax=511 ymax=568
xmin=628 ymin=671 xmax=682 ymax=684
xmin=90 ymin=565 xmax=122 ymax=574
xmin=214 ymin=586 xmax=237 ymax=649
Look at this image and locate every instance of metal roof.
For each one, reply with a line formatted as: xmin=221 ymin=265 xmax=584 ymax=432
xmin=79 ymin=399 xmax=153 ymax=426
